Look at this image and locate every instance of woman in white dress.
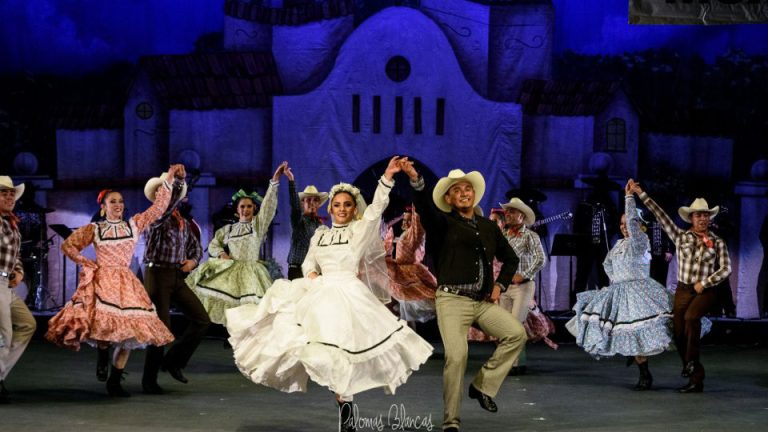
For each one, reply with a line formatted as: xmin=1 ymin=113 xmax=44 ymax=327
xmin=225 ymin=156 xmax=433 ymax=431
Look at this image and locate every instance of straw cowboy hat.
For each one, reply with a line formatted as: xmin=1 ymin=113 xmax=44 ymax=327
xmin=0 ymin=176 xmax=24 ymax=201
xmin=144 ymin=172 xmax=187 ymax=202
xmin=501 ymin=197 xmax=536 ymax=225
xmin=298 ymin=185 xmax=329 ymax=206
xmin=432 ymin=169 xmax=486 ymax=213
xmin=678 ymin=198 xmax=719 ymax=223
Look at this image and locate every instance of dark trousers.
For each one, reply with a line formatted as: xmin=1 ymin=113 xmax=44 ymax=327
xmin=143 ymin=267 xmax=211 ymax=383
xmin=649 ymin=255 xmax=670 ymax=287
xmin=287 ymin=265 xmax=303 ymax=281
xmin=673 ymin=283 xmax=716 ymax=383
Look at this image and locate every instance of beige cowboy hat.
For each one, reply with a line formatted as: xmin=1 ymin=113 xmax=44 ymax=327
xmin=0 ymin=176 xmax=24 ymax=201
xmin=298 ymin=185 xmax=329 ymax=206
xmin=144 ymin=172 xmax=187 ymax=202
xmin=501 ymin=197 xmax=536 ymax=225
xmin=678 ymin=198 xmax=719 ymax=223
xmin=432 ymin=169 xmax=486 ymax=213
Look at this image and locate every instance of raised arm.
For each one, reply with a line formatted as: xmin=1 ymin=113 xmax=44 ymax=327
xmin=624 ymin=193 xmax=650 ymax=256
xmin=135 ymin=165 xmax=184 ymax=232
xmin=288 ymin=179 xmax=302 ymax=229
xmin=400 ymin=158 xmax=446 ymax=238
xmin=254 ymin=180 xmax=279 ymax=235
xmin=629 ymin=179 xmax=684 ymax=245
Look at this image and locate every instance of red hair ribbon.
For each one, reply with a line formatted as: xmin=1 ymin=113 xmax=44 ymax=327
xmin=97 ymin=189 xmax=113 ymax=204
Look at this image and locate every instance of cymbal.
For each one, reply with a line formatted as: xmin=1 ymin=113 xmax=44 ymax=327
xmin=504 ymin=188 xmax=548 ymax=203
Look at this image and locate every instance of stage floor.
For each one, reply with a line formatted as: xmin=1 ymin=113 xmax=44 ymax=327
xmin=2 ymin=335 xmax=767 ymax=431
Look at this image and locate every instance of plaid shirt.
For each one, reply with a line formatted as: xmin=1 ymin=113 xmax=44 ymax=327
xmin=640 ymin=192 xmax=731 ymax=289
xmin=143 ymin=179 xmax=202 ymax=265
xmin=287 ymin=181 xmax=323 ymax=266
xmin=0 ymin=215 xmax=23 ymax=277
xmin=505 ymin=226 xmax=546 ymax=281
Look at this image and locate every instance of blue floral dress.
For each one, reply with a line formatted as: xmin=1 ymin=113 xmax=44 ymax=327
xmin=567 ymin=195 xmax=677 ymax=358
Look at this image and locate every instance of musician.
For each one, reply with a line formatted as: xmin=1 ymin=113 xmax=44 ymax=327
xmin=572 ymin=178 xmax=619 ymax=306
xmin=646 ymin=213 xmax=675 ymax=287
xmin=0 ymin=176 xmax=36 ymax=404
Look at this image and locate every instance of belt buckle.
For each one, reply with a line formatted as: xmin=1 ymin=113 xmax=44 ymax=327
xmin=147 ymin=262 xmax=155 ymax=268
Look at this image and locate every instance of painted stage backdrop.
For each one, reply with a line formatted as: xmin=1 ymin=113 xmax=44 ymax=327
xmin=1 ymin=0 xmax=767 ymax=316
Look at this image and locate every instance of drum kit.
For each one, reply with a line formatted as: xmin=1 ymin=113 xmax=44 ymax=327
xmin=15 ymin=200 xmax=57 ymax=311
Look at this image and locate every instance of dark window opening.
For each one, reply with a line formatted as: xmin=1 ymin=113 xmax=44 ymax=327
xmin=373 ymin=96 xmax=381 ymax=134
xmin=385 ymin=56 xmax=411 ymax=83
xmin=414 ymin=97 xmax=422 ymax=135
xmin=436 ymin=98 xmax=445 ymax=136
xmin=605 ymin=118 xmax=626 ymax=152
xmin=352 ymin=94 xmax=360 ymax=133
xmin=395 ymin=96 xmax=403 ymax=134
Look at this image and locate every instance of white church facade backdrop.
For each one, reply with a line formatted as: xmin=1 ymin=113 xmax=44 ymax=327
xmin=12 ymin=1 xmax=767 ymax=315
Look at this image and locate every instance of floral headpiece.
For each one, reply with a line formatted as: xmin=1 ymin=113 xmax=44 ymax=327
xmin=327 ymin=182 xmax=367 ymax=220
xmin=232 ymin=189 xmax=264 ymax=204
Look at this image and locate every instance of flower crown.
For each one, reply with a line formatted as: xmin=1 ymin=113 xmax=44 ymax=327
xmin=232 ymin=189 xmax=264 ymax=204
xmin=328 ymin=183 xmax=361 ymax=201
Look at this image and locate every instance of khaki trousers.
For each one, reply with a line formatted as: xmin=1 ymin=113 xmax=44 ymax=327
xmin=436 ymin=290 xmax=527 ymax=430
xmin=499 ymin=280 xmax=535 ymax=366
xmin=0 ymin=279 xmax=36 ymax=381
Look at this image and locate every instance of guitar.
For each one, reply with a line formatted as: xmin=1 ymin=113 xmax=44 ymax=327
xmin=528 ymin=211 xmax=573 ymax=229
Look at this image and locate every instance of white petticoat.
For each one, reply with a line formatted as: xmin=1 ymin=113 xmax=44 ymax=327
xmin=226 ymin=272 xmax=433 ymax=398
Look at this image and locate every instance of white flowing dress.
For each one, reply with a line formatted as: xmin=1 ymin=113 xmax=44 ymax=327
xmin=225 ymin=176 xmax=433 ymax=398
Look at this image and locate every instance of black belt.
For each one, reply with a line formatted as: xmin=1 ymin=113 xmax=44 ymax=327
xmin=439 ymin=286 xmax=487 ymax=301
xmin=145 ymin=262 xmax=181 ymax=269
xmin=288 ymin=264 xmax=301 ymax=268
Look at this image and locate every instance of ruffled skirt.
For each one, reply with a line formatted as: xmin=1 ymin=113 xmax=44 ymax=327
xmin=186 ymin=258 xmax=273 ymax=324
xmin=45 ymin=266 xmax=174 ymax=351
xmin=225 ymin=273 xmax=433 ymax=398
xmin=566 ymin=277 xmax=674 ymax=358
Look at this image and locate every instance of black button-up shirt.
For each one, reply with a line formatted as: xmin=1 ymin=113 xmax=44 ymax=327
xmin=411 ymin=177 xmax=519 ymax=298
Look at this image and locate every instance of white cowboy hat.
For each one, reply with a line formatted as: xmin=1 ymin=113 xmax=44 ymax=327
xmin=678 ymin=198 xmax=719 ymax=223
xmin=501 ymin=197 xmax=535 ymax=225
xmin=432 ymin=169 xmax=486 ymax=213
xmin=144 ymin=173 xmax=187 ymax=202
xmin=298 ymin=185 xmax=329 ymax=206
xmin=0 ymin=176 xmax=24 ymax=201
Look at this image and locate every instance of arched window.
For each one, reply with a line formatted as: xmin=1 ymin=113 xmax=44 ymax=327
xmin=605 ymin=118 xmax=626 ymax=152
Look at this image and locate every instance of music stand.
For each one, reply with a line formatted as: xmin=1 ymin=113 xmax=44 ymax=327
xmin=550 ymin=234 xmax=591 ymax=312
xmin=49 ymin=224 xmax=75 ymax=310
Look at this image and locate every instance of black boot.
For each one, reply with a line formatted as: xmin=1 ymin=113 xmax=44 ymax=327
xmin=681 ymin=361 xmax=694 ymax=378
xmin=106 ymin=366 xmax=131 ymax=398
xmin=338 ymin=400 xmax=356 ymax=432
xmin=97 ymin=347 xmax=109 ymax=382
xmin=633 ymin=361 xmax=653 ymax=391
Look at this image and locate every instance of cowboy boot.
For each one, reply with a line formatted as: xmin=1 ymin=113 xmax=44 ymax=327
xmin=96 ymin=347 xmax=109 ymax=382
xmin=633 ymin=361 xmax=653 ymax=391
xmin=106 ymin=366 xmax=131 ymax=398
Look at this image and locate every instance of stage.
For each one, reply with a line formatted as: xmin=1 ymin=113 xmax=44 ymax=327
xmin=2 ymin=322 xmax=767 ymax=431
